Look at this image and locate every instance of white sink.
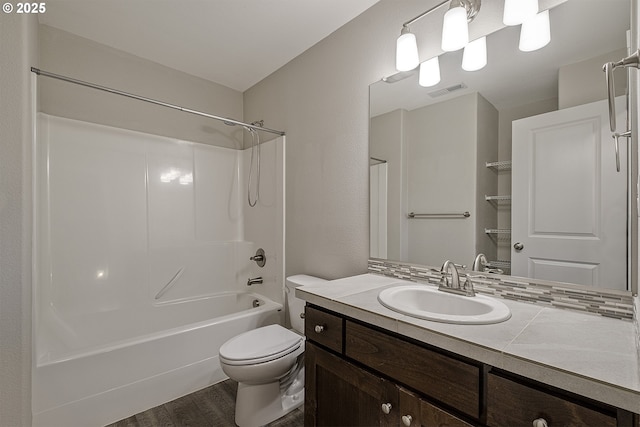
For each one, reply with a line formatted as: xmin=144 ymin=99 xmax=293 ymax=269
xmin=377 ymin=285 xmax=511 ymax=325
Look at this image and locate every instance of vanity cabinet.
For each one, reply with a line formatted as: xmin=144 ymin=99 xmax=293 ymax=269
xmin=304 ymin=304 xmax=637 ymax=427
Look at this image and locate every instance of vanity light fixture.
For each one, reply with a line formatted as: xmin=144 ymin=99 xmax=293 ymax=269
xmin=394 ymin=0 xmax=551 ymax=87
xmin=441 ymin=5 xmax=469 ymax=51
xmin=396 ymin=26 xmax=420 ymax=71
xmin=395 ymin=0 xmax=481 ymax=73
xmin=503 ymin=0 xmax=538 ymax=26
xmin=519 ymin=9 xmax=551 ymax=52
xmin=419 ymin=56 xmax=441 ymax=87
xmin=442 ymin=0 xmax=481 ymax=52
xmin=462 ymin=36 xmax=487 ymax=71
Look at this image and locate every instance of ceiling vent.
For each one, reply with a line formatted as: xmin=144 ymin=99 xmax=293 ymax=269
xmin=428 ymin=83 xmax=468 ymax=98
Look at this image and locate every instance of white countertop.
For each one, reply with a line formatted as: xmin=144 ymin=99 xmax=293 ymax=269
xmin=296 ymin=273 xmax=640 ymax=413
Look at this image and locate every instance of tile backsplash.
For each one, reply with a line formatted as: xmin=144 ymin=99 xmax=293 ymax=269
xmin=368 ymin=259 xmax=635 ymax=321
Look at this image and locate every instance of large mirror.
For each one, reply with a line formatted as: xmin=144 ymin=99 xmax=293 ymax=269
xmin=369 ymin=0 xmax=636 ymax=292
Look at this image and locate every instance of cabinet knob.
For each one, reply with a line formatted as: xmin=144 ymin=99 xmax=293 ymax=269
xmin=314 ymin=325 xmax=325 ymax=333
xmin=402 ymin=415 xmax=413 ymax=426
xmin=532 ymin=418 xmax=548 ymax=427
xmin=381 ymin=403 xmax=392 ymax=414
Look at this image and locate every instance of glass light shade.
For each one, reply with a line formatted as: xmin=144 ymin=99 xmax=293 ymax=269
xmin=419 ymin=57 xmax=441 ymax=87
xmin=462 ymin=36 xmax=487 ymax=71
xmin=396 ymin=31 xmax=420 ymax=71
xmin=519 ymin=10 xmax=550 ymax=52
xmin=441 ymin=6 xmax=469 ymax=52
xmin=503 ymin=0 xmax=538 ymax=26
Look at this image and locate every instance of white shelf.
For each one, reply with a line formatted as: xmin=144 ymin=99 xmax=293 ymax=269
xmin=484 ymin=228 xmax=511 ymax=235
xmin=485 ymin=160 xmax=512 ymax=171
xmin=485 ymin=195 xmax=512 ymax=202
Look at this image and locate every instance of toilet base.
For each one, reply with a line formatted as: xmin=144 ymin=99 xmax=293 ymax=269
xmin=235 ymin=381 xmax=304 ymax=427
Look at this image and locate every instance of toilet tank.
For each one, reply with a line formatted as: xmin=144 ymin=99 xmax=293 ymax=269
xmin=285 ymin=275 xmax=327 ymax=333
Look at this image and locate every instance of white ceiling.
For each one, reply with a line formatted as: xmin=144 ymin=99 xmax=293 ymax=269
xmin=39 ymin=0 xmax=380 ymax=92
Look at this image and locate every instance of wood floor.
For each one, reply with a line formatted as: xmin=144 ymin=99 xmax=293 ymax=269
xmin=107 ymin=379 xmax=304 ymax=427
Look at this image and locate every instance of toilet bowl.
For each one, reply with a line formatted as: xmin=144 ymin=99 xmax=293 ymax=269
xmin=219 ymin=274 xmax=327 ymax=427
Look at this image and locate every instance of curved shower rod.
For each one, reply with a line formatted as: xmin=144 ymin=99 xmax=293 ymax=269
xmin=30 ymin=67 xmax=285 ymax=136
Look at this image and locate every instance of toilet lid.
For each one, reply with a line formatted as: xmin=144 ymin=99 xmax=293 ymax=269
xmin=219 ymin=324 xmax=303 ymax=366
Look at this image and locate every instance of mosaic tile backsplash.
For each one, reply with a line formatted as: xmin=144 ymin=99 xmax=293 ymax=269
xmin=368 ymin=259 xmax=635 ymax=321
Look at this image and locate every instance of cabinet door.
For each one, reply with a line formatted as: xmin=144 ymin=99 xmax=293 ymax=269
xmin=305 ymin=341 xmax=398 ymax=426
xmin=398 ymin=387 xmax=473 ymax=427
xmin=486 ymin=373 xmax=617 ymax=427
xmin=346 ymin=320 xmax=480 ymax=419
xmin=420 ymin=399 xmax=473 ymax=427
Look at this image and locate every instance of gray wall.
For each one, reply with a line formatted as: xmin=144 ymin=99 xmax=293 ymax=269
xmin=39 ymin=25 xmax=244 ymax=149
xmin=0 ymin=13 xmax=38 ymax=427
xmin=244 ymin=0 xmax=435 ymax=279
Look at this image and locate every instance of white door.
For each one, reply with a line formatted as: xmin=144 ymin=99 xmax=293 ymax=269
xmin=511 ymin=97 xmax=627 ymax=290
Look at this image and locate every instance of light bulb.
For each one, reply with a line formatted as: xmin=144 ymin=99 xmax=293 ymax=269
xmin=396 ymin=28 xmax=419 ymax=71
xmin=441 ymin=6 xmax=469 ymax=52
xmin=462 ymin=36 xmax=487 ymax=71
xmin=419 ymin=57 xmax=441 ymax=87
xmin=519 ymin=10 xmax=550 ymax=52
xmin=503 ymin=0 xmax=538 ymax=26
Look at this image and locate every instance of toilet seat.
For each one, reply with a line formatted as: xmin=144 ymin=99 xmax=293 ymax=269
xmin=219 ymin=324 xmax=303 ymax=366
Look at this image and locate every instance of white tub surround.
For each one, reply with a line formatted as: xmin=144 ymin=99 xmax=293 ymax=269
xmin=296 ymin=274 xmax=640 ymax=414
xmin=33 ymin=114 xmax=285 ymax=426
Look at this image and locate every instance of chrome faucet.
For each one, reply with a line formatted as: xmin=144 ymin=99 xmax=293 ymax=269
xmin=439 ymin=260 xmax=475 ymax=297
xmin=472 ymin=253 xmax=488 ymax=272
xmin=440 ymin=260 xmax=460 ymax=289
xmin=247 ymin=277 xmax=263 ymax=286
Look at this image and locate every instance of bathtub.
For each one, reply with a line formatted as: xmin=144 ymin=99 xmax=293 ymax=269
xmin=32 ymin=291 xmax=282 ymax=427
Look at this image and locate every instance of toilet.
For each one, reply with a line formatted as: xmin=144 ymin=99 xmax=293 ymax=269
xmin=219 ymin=274 xmax=327 ymax=427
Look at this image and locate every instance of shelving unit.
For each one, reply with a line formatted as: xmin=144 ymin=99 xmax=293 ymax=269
xmin=485 ymin=161 xmax=512 ymax=261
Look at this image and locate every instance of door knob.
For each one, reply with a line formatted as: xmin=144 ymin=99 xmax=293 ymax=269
xmin=513 ymin=242 xmax=524 ymax=251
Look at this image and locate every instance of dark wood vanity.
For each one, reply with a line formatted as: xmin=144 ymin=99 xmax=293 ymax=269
xmin=304 ymin=304 xmax=639 ymax=427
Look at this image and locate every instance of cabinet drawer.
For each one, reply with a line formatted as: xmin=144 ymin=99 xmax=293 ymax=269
xmin=487 ymin=373 xmax=616 ymax=427
xmin=345 ymin=320 xmax=480 ymax=419
xmin=305 ymin=306 xmax=343 ymax=353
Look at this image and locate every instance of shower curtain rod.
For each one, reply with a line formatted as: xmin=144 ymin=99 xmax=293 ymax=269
xmin=30 ymin=67 xmax=286 ymax=136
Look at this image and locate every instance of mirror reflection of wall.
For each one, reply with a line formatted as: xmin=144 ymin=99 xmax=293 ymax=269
xmin=369 ymin=0 xmax=633 ymax=291
xmin=370 ymin=93 xmax=498 ymax=266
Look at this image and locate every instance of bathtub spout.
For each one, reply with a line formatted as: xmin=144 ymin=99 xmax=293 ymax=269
xmin=247 ymin=277 xmax=263 ymax=286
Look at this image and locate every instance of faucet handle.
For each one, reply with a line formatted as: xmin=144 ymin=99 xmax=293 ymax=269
xmin=462 ymin=275 xmax=477 ymax=296
xmin=250 ymin=248 xmax=266 ymax=267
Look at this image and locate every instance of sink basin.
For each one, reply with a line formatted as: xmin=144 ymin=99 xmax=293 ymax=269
xmin=377 ymin=285 xmax=511 ymax=324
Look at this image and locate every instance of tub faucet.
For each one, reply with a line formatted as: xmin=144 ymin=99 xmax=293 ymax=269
xmin=439 ymin=260 xmax=475 ymax=297
xmin=247 ymin=277 xmax=263 ymax=286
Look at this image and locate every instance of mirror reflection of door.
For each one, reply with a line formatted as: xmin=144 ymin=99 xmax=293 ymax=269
xmin=511 ymin=96 xmax=627 ymax=290
xmin=370 ymin=158 xmax=388 ymax=259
